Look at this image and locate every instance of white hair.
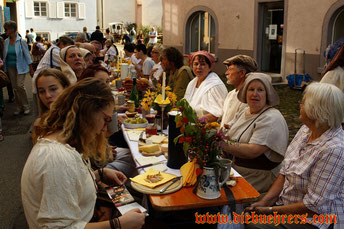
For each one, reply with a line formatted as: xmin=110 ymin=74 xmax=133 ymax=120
xmin=303 ymin=82 xmax=344 ymax=128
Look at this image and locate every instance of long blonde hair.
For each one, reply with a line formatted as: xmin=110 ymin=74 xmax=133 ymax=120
xmin=33 ymin=78 xmax=114 ymax=163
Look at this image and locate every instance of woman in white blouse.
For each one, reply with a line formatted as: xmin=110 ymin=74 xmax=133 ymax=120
xmin=22 ymin=78 xmax=145 ymax=229
xmin=184 ymin=50 xmax=228 ymax=122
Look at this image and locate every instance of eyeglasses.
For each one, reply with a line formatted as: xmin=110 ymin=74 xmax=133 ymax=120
xmin=101 ymin=111 xmax=112 ymax=126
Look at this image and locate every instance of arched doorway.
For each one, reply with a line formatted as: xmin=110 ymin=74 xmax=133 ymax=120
xmin=332 ymin=7 xmax=344 ymax=44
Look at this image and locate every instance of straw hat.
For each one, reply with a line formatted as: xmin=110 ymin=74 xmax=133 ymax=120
xmin=237 ymin=72 xmax=279 ymax=106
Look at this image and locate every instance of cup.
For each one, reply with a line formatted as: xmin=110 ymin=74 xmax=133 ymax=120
xmin=145 ymin=114 xmax=155 ymax=123
xmin=117 ymin=95 xmax=125 ymax=105
xmin=120 ymin=63 xmax=129 ymax=79
xmin=146 ymin=123 xmax=157 ymax=135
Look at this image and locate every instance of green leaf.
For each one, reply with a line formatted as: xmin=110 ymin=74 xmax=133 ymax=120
xmin=183 ymin=142 xmax=190 ymax=154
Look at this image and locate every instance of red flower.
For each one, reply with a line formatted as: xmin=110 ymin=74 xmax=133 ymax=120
xmin=183 ymin=116 xmax=189 ymax=123
xmin=196 ymin=168 xmax=203 ymax=176
xmin=178 ymin=136 xmax=185 ymax=144
xmin=186 ymin=137 xmax=192 ymax=143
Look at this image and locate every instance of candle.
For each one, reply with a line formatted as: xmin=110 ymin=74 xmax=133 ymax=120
xmin=162 ymin=72 xmax=166 ymax=101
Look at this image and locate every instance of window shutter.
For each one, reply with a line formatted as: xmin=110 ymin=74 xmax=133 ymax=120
xmin=25 ymin=0 xmax=33 ymax=18
xmin=57 ymin=2 xmax=64 ymax=19
xmin=48 ymin=2 xmax=57 ymax=18
xmin=78 ymin=3 xmax=86 ymax=19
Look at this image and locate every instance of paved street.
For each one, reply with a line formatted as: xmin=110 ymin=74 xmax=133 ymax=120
xmin=0 ymin=75 xmax=33 ymax=229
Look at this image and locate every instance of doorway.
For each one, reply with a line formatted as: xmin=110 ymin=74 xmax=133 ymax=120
xmin=258 ymin=1 xmax=284 ymax=73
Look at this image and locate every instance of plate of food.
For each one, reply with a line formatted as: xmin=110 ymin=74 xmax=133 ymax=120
xmin=124 ymin=117 xmax=148 ymax=129
xmin=130 ymin=168 xmax=183 ymax=194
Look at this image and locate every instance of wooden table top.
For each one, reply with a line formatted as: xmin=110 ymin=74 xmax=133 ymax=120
xmin=149 ymin=177 xmax=260 ymax=211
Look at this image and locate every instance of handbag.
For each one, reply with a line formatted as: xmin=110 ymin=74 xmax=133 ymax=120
xmin=0 ymin=70 xmax=10 ymax=88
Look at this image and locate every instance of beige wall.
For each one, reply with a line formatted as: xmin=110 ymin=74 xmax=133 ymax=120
xmin=142 ymin=0 xmax=162 ymax=27
xmin=163 ymin=0 xmax=344 ymax=81
xmin=163 ymin=0 xmax=255 ymax=51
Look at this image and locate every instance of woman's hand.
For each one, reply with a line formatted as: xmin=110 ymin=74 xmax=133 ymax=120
xmin=103 ymin=168 xmax=127 ymax=185
xmin=118 ymin=209 xmax=146 ymax=229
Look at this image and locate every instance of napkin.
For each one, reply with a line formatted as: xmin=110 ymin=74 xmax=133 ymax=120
xmin=130 ymin=168 xmax=176 ymax=189
xmin=180 ymin=159 xmax=199 ymax=186
xmin=135 ymin=156 xmax=167 ymax=172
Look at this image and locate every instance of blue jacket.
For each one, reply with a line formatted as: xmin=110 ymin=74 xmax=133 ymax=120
xmin=3 ymin=33 xmax=33 ymax=74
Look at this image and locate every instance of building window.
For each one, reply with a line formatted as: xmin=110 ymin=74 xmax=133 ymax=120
xmin=65 ymin=3 xmax=77 ymax=17
xmin=34 ymin=2 xmax=47 ymax=17
xmin=188 ymin=11 xmax=215 ymax=54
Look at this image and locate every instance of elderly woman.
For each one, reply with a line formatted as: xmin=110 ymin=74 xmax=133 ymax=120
xmin=245 ymin=82 xmax=344 ymax=229
xmin=59 ymin=45 xmax=85 ymax=83
xmin=220 ymin=73 xmax=289 ymax=193
xmin=184 ymin=50 xmax=227 ymax=122
xmin=3 ymin=21 xmax=33 ymax=115
xmin=80 ymin=48 xmax=94 ymax=68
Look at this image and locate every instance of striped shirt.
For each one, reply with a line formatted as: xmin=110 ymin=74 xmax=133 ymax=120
xmin=277 ymin=125 xmax=344 ymax=229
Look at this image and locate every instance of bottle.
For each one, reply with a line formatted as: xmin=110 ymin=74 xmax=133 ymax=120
xmin=129 ymin=78 xmax=139 ymax=108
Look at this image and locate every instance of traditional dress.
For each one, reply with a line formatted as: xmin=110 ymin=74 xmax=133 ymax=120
xmin=21 ymin=138 xmax=97 ymax=228
xmin=184 ymin=72 xmax=227 ymax=118
xmin=227 ymin=106 xmax=289 ymax=193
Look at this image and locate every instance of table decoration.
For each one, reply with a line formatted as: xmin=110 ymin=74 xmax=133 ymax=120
xmin=174 ymin=99 xmax=231 ymax=199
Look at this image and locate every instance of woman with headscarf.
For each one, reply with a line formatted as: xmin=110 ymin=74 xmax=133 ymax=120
xmin=59 ymin=45 xmax=85 ymax=83
xmin=80 ymin=48 xmax=94 ymax=68
xmin=184 ymin=50 xmax=228 ymax=122
xmin=220 ymin=73 xmax=289 ymax=193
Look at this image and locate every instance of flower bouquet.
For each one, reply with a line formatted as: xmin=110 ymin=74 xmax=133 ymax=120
xmin=140 ymin=84 xmax=177 ymax=112
xmin=174 ymin=99 xmax=231 ymax=198
xmin=174 ymin=99 xmax=226 ymax=168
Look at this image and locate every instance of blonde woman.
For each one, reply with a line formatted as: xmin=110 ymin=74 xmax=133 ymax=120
xmin=22 ymin=78 xmax=146 ymax=229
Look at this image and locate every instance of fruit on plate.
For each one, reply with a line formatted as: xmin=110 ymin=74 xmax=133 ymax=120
xmin=125 ymin=117 xmax=147 ymax=124
xmin=122 ymin=77 xmax=133 ymax=91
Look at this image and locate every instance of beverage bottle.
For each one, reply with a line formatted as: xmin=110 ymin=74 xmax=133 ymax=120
xmin=129 ymin=78 xmax=139 ymax=108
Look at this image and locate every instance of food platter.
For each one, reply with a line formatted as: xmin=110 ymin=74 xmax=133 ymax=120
xmin=131 ymin=177 xmax=183 ymax=195
xmin=124 ymin=117 xmax=148 ymax=129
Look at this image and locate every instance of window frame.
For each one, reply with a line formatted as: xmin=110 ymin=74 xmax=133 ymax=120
xmin=33 ymin=1 xmax=48 ymax=17
xmin=186 ymin=10 xmax=217 ymax=56
xmin=64 ymin=2 xmax=77 ymax=18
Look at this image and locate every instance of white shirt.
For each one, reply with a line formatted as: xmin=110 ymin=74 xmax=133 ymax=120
xmin=220 ymin=89 xmax=247 ymax=127
xmin=184 ymin=72 xmax=228 ymax=118
xmin=32 ymin=46 xmax=61 ymax=94
xmin=142 ymin=57 xmax=155 ymax=76
xmin=320 ymin=66 xmax=344 ymax=93
xmin=21 ymin=138 xmax=97 ymax=229
xmin=148 ymin=31 xmax=158 ymax=44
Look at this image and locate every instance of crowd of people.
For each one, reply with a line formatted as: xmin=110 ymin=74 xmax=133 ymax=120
xmin=0 ymin=20 xmax=343 ymax=229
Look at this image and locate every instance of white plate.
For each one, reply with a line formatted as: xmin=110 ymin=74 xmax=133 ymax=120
xmin=123 ymin=121 xmax=148 ymax=129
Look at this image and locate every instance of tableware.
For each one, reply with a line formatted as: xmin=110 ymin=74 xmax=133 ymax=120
xmin=135 ymin=160 xmax=167 ymax=170
xmin=131 ymin=176 xmax=183 ymax=195
xmin=123 ymin=121 xmax=148 ymax=129
xmin=160 ymin=176 xmax=182 ymax=193
xmin=146 ymin=123 xmax=158 ymax=135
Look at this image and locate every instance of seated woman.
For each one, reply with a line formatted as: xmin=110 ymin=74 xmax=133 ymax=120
xmin=78 ymin=64 xmax=136 ymax=178
xmin=245 ymin=82 xmax=344 ymax=229
xmin=78 ymin=63 xmax=111 ymax=84
xmin=23 ymin=78 xmax=146 ymax=229
xmin=80 ymin=48 xmax=94 ymax=68
xmin=220 ymin=73 xmax=289 ymax=193
xmin=35 ymin=68 xmax=70 ymax=114
xmin=101 ymin=39 xmax=118 ymax=58
xmin=149 ymin=43 xmax=164 ymax=88
xmin=184 ymin=50 xmax=227 ymax=122
xmin=59 ymin=45 xmax=85 ymax=83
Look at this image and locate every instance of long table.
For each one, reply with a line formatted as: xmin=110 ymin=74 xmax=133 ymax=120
xmin=122 ymin=125 xmax=260 ymax=211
